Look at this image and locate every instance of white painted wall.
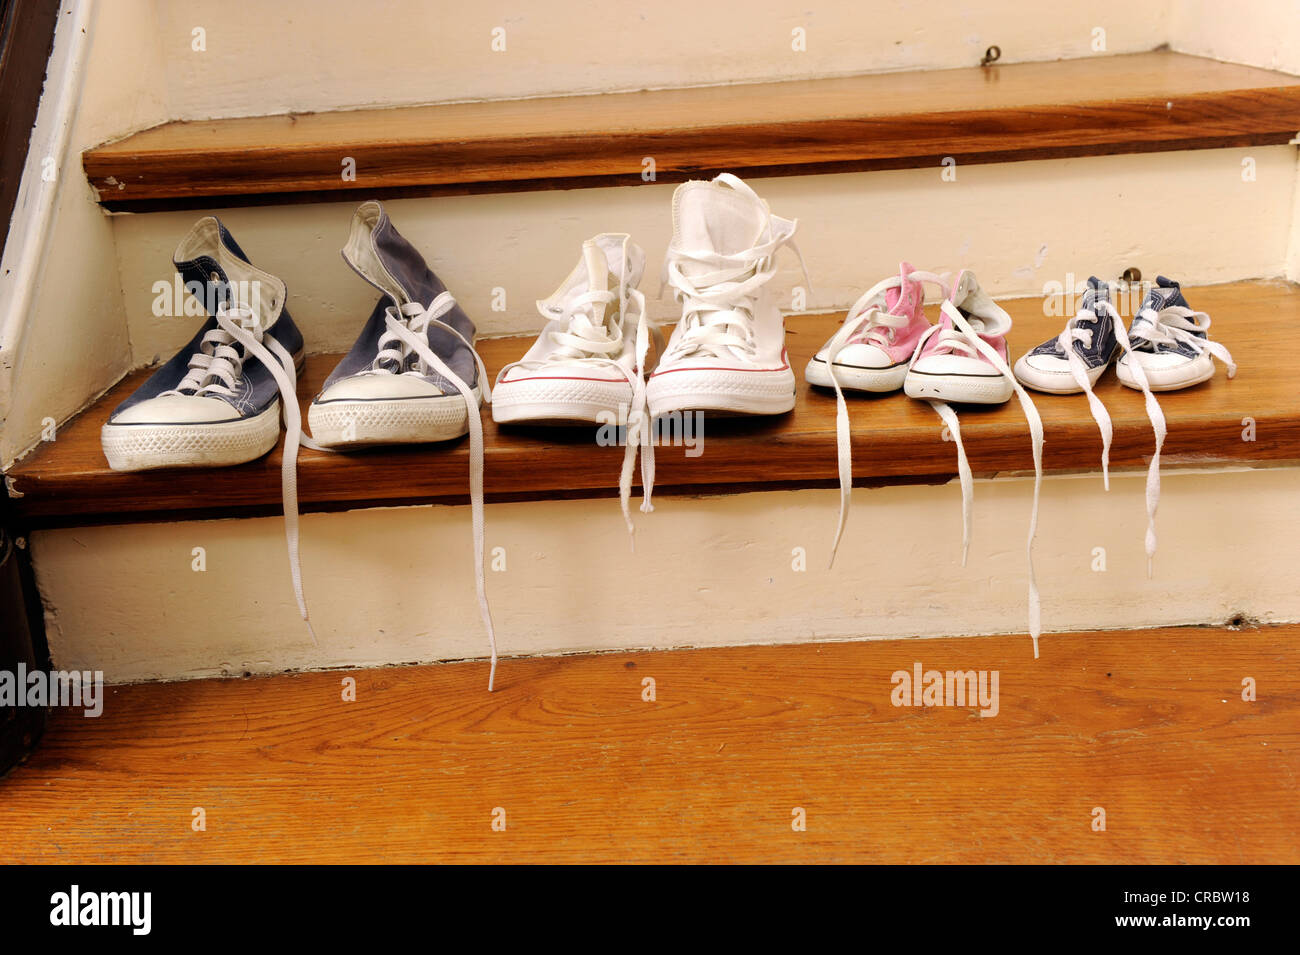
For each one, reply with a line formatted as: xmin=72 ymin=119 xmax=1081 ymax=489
xmin=0 ymin=0 xmax=169 ymax=468
xmin=151 ymin=0 xmax=1172 ymax=120
xmin=111 ymin=145 xmax=1297 ymax=363
xmin=1168 ymin=0 xmax=1300 ymax=281
xmin=33 ymin=465 xmax=1300 ymax=683
xmin=1170 ymin=0 xmax=1300 ymax=75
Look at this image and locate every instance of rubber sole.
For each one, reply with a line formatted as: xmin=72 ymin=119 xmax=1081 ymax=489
xmin=805 ymin=355 xmax=907 ymax=393
xmin=1116 ymin=357 xmax=1216 ymax=392
xmin=101 ymin=401 xmax=282 ymax=471
xmin=309 ymin=389 xmax=480 ymax=447
xmin=1012 ymin=356 xmax=1111 ymax=395
xmin=904 ymin=371 xmax=1013 ymax=404
xmin=491 ymin=376 xmax=633 ymax=425
xmin=646 ymin=368 xmax=796 ymax=417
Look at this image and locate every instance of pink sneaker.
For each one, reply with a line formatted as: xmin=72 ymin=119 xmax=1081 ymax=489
xmin=805 ymin=261 xmax=944 ymax=393
xmin=807 ymin=263 xmax=948 ymax=565
xmin=905 ymin=270 xmax=1016 ymax=404
xmin=906 ymin=270 xmax=1046 ymax=658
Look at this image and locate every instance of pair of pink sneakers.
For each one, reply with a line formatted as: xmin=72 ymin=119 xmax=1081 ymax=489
xmin=806 ymin=264 xmax=1045 ymax=656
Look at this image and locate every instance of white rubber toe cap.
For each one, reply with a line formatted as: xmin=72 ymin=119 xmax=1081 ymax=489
xmin=817 ymin=342 xmax=894 ymax=370
xmin=1014 ymin=351 xmax=1083 ymax=393
xmin=316 ymin=373 xmax=444 ymax=401
xmin=499 ymin=362 xmax=628 ymax=385
xmin=112 ymin=394 xmax=240 ymax=425
xmin=1116 ymin=350 xmax=1213 ymax=390
xmin=910 ymin=354 xmax=998 ymax=377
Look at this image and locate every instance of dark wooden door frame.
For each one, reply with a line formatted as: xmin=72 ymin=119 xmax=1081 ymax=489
xmin=0 ymin=0 xmax=61 ymax=259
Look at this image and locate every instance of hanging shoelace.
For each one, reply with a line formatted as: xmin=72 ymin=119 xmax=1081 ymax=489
xmin=497 ymin=238 xmax=659 ymax=543
xmin=1119 ymin=302 xmax=1236 ymax=576
xmin=377 ymin=293 xmax=499 ymax=689
xmin=1056 ymin=302 xmax=1115 ymax=490
xmin=172 ymin=302 xmax=321 ymax=644
xmin=167 ymin=295 xmax=499 ymax=687
xmin=822 ymin=270 xmax=949 ymax=566
xmin=921 ymin=301 xmax=1045 ymax=657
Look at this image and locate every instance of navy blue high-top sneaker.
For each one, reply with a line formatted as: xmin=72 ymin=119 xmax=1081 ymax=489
xmin=101 ymin=217 xmax=305 ymax=471
xmin=1015 ymin=276 xmax=1120 ymax=394
xmin=1115 ymin=277 xmax=1235 ymax=577
xmin=1014 ymin=276 xmax=1124 ymax=488
xmin=310 ymin=201 xmax=498 ymax=690
xmin=309 ymin=201 xmax=484 ymax=447
xmin=1116 ymin=276 xmax=1236 ymax=391
xmin=102 ymin=216 xmax=317 ymax=639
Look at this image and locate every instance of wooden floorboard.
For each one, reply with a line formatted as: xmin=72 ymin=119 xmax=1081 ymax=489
xmin=83 ymin=51 xmax=1300 ymax=208
xmin=0 ymin=625 xmax=1294 ymax=864
xmin=9 ymin=280 xmax=1299 ymax=524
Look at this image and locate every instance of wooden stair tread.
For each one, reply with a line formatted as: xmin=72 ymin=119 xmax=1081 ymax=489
xmin=8 ymin=280 xmax=1297 ymax=524
xmin=83 ymin=51 xmax=1300 ymax=210
xmin=2 ymin=625 xmax=1296 ymax=863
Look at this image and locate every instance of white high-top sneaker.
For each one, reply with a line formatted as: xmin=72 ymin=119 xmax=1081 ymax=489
xmin=493 ymin=234 xmax=657 ymax=537
xmin=493 ymin=234 xmax=650 ymax=425
xmin=647 ymin=174 xmax=805 ymax=417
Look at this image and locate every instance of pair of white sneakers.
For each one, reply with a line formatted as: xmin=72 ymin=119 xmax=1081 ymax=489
xmin=491 ymin=173 xmax=806 ymax=532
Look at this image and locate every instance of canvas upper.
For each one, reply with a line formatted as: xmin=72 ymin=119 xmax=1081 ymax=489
xmin=1021 ymin=276 xmax=1119 ymax=375
xmin=315 ymin=201 xmax=479 ymax=406
xmin=109 ymin=217 xmax=302 ymax=426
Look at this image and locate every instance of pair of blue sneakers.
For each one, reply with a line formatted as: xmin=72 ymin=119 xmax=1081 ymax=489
xmin=1013 ymin=275 xmax=1237 ymax=573
xmin=101 ymin=202 xmax=499 ymax=687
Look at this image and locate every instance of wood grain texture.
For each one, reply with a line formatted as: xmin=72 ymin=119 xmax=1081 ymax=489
xmin=0 ymin=625 xmax=1294 ymax=864
xmin=9 ymin=280 xmax=1299 ymax=525
xmin=83 ymin=51 xmax=1300 ymax=209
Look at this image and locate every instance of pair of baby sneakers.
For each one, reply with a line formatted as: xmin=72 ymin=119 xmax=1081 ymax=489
xmin=491 ymin=173 xmax=807 ymax=536
xmin=807 ymin=265 xmax=1045 ymax=655
xmin=101 ymin=202 xmax=499 ymax=686
xmin=1014 ymin=275 xmax=1236 ymax=574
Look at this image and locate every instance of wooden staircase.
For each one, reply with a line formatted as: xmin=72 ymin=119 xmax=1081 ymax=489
xmin=3 ymin=624 xmax=1296 ymax=863
xmin=9 ymin=280 xmax=1297 ymax=526
xmin=83 ymin=51 xmax=1300 ymax=210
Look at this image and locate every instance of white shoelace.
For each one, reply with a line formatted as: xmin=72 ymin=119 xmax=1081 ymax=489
xmin=660 ymin=233 xmax=810 ymax=365
xmin=497 ymin=242 xmax=659 ymax=542
xmin=1121 ymin=302 xmax=1236 ymax=576
xmin=659 ymin=176 xmax=811 ymax=369
xmin=379 ymin=293 xmax=498 ymax=689
xmin=170 ymin=303 xmax=322 ymax=645
xmin=923 ymin=301 xmax=1045 ymax=657
xmin=168 ymin=296 xmax=500 ymax=689
xmin=1056 ymin=303 xmax=1115 ymax=490
xmin=822 ymin=270 xmax=949 ymax=566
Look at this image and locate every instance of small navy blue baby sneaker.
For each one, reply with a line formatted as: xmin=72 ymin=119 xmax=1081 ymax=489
xmin=1116 ymin=276 xmax=1236 ymax=392
xmin=1014 ymin=276 xmax=1120 ymax=395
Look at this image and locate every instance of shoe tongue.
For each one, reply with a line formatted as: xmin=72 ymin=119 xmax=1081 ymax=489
xmin=342 ymin=200 xmax=444 ymax=308
xmin=1081 ymin=276 xmax=1108 ymax=311
xmin=582 ymin=241 xmax=611 ymax=328
xmin=886 ymin=261 xmax=920 ymax=313
xmin=1143 ymin=275 xmax=1189 ymax=311
xmin=672 ymin=180 xmax=767 ymax=277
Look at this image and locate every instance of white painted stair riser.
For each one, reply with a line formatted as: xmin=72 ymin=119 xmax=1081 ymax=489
xmin=113 ymin=147 xmax=1298 ymax=369
xmin=32 ymin=465 xmax=1300 ymax=684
